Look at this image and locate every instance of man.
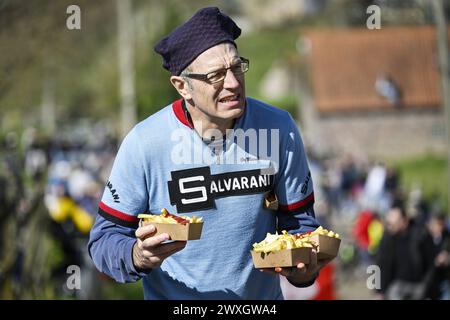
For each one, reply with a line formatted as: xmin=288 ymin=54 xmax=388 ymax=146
xmin=375 ymin=201 xmax=435 ymax=299
xmin=427 ymin=213 xmax=450 ymax=299
xmin=88 ymin=7 xmax=329 ymax=299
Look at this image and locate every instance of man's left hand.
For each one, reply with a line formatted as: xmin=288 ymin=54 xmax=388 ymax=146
xmin=260 ymin=248 xmax=333 ymax=285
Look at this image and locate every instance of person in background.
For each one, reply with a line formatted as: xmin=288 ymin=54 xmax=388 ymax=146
xmin=427 ymin=213 xmax=450 ymax=299
xmin=375 ymin=201 xmax=435 ymax=299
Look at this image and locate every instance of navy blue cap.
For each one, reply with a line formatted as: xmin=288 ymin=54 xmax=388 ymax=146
xmin=154 ymin=7 xmax=242 ymax=75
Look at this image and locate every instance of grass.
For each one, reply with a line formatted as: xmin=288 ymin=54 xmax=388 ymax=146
xmin=101 ymin=279 xmax=144 ymax=299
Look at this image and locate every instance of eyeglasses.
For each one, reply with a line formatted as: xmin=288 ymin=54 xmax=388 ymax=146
xmin=182 ymin=57 xmax=249 ymax=84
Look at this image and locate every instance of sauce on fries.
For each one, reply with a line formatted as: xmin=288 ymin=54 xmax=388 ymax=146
xmin=138 ymin=208 xmax=203 ymax=225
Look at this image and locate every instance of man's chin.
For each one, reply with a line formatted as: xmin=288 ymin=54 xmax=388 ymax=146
xmin=218 ymin=104 xmax=245 ymax=120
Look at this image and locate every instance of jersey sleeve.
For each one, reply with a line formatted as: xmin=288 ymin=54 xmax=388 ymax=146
xmin=275 ymin=114 xmax=320 ymax=235
xmin=88 ymin=128 xmax=151 ymax=283
xmin=97 ymin=128 xmax=149 ymax=228
xmin=88 ymin=214 xmax=151 ymax=283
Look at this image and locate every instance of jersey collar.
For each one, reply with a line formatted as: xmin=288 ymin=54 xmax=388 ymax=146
xmin=172 ymin=99 xmax=194 ymax=129
xmin=172 ymin=98 xmax=247 ymax=130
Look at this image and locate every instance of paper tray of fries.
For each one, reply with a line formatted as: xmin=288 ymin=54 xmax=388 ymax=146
xmin=251 ymin=247 xmax=311 ymax=268
xmin=304 ymin=227 xmax=341 ymax=260
xmin=250 ymin=231 xmax=313 ymax=268
xmin=310 ymin=234 xmax=341 ymax=259
xmin=138 ymin=209 xmax=203 ymax=241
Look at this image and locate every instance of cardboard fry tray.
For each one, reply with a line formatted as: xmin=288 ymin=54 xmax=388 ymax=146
xmin=140 ymin=220 xmax=203 ymax=241
xmin=251 ymin=247 xmax=311 ymax=268
xmin=309 ymin=234 xmax=341 ymax=260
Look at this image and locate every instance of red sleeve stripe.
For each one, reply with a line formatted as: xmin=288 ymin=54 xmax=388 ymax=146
xmin=279 ymin=192 xmax=315 ymax=212
xmin=98 ymin=201 xmax=139 ymax=222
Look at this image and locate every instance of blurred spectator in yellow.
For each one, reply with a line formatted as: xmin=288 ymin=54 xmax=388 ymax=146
xmin=367 ymin=216 xmax=383 ymax=256
xmin=352 ymin=209 xmax=377 ymax=268
xmin=352 ymin=208 xmax=384 ymax=272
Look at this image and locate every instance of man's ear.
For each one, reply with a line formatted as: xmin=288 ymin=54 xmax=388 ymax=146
xmin=170 ymin=76 xmax=192 ymax=100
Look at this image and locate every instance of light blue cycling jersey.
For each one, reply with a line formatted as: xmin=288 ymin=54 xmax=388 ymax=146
xmin=88 ymin=97 xmax=319 ymax=299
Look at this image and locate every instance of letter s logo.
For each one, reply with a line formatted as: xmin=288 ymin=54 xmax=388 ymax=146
xmin=168 ymin=167 xmax=214 ymax=213
xmin=179 ymin=176 xmax=207 ymax=204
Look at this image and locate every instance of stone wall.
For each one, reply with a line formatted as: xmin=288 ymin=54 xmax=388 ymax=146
xmin=300 ymin=100 xmax=446 ymax=160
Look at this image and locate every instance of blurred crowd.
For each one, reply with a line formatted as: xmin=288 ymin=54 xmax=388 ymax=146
xmin=0 ymin=123 xmax=117 ymax=299
xmin=307 ymin=153 xmax=450 ymax=300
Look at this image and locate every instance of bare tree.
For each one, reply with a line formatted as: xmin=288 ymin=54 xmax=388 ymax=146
xmin=117 ymin=0 xmax=137 ymax=138
xmin=431 ymin=0 xmax=450 ymax=209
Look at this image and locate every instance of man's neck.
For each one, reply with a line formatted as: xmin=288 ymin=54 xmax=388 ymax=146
xmin=183 ymin=100 xmax=235 ymax=139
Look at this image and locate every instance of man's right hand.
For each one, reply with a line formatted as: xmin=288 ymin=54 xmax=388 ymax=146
xmin=132 ymin=224 xmax=187 ymax=271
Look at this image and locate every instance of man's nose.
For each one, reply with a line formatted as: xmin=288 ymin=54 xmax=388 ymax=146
xmin=223 ymin=69 xmax=240 ymax=89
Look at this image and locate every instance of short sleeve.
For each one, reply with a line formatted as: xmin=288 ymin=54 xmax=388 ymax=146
xmin=275 ymin=114 xmax=314 ymax=212
xmin=98 ymin=128 xmax=149 ymax=228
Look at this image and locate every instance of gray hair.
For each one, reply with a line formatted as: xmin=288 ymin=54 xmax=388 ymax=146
xmin=181 ymin=65 xmax=193 ymax=90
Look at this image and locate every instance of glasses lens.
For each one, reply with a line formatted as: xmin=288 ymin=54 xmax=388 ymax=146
xmin=231 ymin=64 xmax=244 ymax=75
xmin=207 ymin=70 xmax=227 ymax=83
xmin=241 ymin=61 xmax=249 ymax=73
xmin=206 ymin=59 xmax=249 ymax=83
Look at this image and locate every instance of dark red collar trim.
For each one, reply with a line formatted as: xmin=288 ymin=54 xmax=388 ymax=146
xmin=172 ymin=99 xmax=193 ymax=129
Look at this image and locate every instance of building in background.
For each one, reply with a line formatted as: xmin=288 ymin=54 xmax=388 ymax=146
xmin=299 ymin=26 xmax=448 ymax=159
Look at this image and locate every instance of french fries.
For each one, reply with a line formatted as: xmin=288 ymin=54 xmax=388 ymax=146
xmin=293 ymin=226 xmax=340 ymax=240
xmin=138 ymin=208 xmax=204 ymax=241
xmin=251 ymin=226 xmax=341 ymax=267
xmin=138 ymin=208 xmax=203 ymax=224
xmin=295 ymin=226 xmax=341 ymax=260
xmin=252 ymin=226 xmax=340 ymax=254
xmin=252 ymin=230 xmax=315 ymax=253
xmin=309 ymin=226 xmax=340 ymax=239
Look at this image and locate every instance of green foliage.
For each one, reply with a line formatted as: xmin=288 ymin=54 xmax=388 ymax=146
xmin=265 ymin=95 xmax=299 ymax=119
xmin=392 ymin=154 xmax=448 ymax=212
xmin=101 ymin=280 xmax=144 ymax=300
xmin=236 ymin=27 xmax=299 ymax=101
xmin=135 ymin=4 xmax=184 ymax=119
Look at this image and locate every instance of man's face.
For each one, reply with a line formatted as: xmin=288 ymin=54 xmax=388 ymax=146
xmin=428 ymin=218 xmax=445 ymax=238
xmin=184 ymin=42 xmax=246 ymax=122
xmin=385 ymin=208 xmax=407 ymax=234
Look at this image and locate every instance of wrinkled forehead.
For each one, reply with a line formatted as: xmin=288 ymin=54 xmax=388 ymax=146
xmin=190 ymin=42 xmax=240 ymax=70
